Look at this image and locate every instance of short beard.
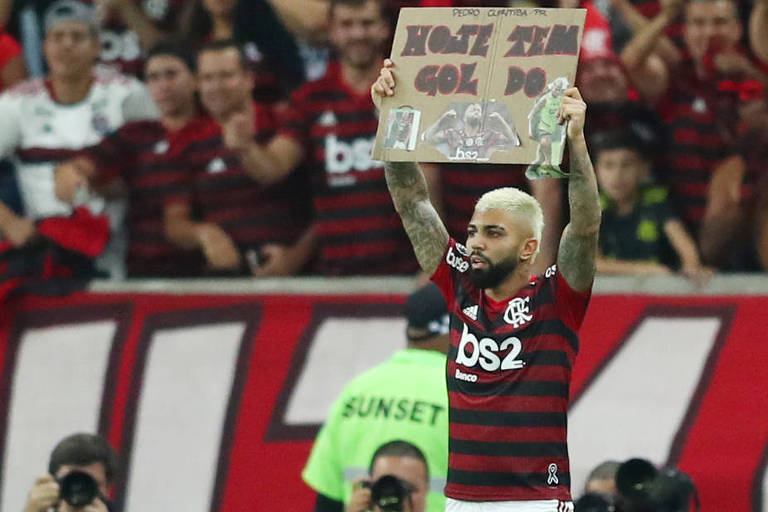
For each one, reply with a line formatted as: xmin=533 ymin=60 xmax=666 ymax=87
xmin=469 ymin=255 xmax=519 ymax=289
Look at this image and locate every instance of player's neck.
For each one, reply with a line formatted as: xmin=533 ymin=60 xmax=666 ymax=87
xmin=342 ymin=62 xmax=379 ymax=95
xmin=49 ymin=73 xmax=93 ymax=105
xmin=485 ymin=267 xmax=532 ymax=302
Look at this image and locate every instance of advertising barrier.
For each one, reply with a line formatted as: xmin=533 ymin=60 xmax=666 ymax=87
xmin=0 ymin=284 xmax=766 ymax=511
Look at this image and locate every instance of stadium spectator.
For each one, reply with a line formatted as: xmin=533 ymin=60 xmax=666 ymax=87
xmin=700 ymin=79 xmax=768 ymax=270
xmin=164 ymin=39 xmax=313 ymax=276
xmin=22 ymin=432 xmax=118 ymax=512
xmin=230 ymin=0 xmax=422 ymax=275
xmin=2 ymin=0 xmax=185 ymax=78
xmin=175 ymin=0 xmax=305 ymax=105
xmin=91 ymin=0 xmax=187 ymax=76
xmin=593 ymin=130 xmax=712 ymax=282
xmin=54 ymin=43 xmax=206 ymax=277
xmin=0 ymin=0 xmax=156 ymax=292
xmin=346 ymin=441 xmax=430 ymax=512
xmin=303 ymin=283 xmax=449 ymax=512
xmin=621 ymin=0 xmax=767 ymax=240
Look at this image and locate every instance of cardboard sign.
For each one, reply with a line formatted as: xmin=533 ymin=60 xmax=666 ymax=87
xmin=373 ymin=7 xmax=586 ymax=174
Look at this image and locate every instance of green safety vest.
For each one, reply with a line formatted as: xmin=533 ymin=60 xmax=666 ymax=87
xmin=302 ymin=348 xmax=449 ymax=511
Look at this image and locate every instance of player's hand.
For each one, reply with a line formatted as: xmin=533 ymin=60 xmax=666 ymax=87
xmin=2 ymin=214 xmax=36 ymax=247
xmin=345 ymin=479 xmax=372 ymax=512
xmin=371 ymin=59 xmax=396 ymax=110
xmin=557 ymin=87 xmax=587 ymax=142
xmin=55 ymin=157 xmax=93 ymax=203
xmin=23 ymin=475 xmax=60 ymax=512
xmin=252 ymin=243 xmax=301 ymax=277
xmin=195 ymin=223 xmax=241 ymax=270
xmin=223 ymin=105 xmax=256 ymax=152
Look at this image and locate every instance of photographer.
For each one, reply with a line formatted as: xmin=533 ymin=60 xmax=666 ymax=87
xmin=347 ymin=440 xmax=429 ymax=512
xmin=22 ymin=433 xmax=117 ymax=512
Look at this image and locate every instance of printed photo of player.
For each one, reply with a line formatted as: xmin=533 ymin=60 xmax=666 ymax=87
xmin=422 ymin=101 xmax=521 ymax=161
xmin=383 ymin=107 xmax=421 ymax=150
xmin=527 ymin=77 xmax=570 ymax=179
xmin=373 ymin=58 xmax=600 ymax=512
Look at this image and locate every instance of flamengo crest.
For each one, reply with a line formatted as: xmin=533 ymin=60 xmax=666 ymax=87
xmin=503 ymin=296 xmax=532 ymax=328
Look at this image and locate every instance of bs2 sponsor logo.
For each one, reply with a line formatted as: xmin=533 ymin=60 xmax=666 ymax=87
xmin=446 ymin=246 xmax=469 ymax=273
xmin=455 ymin=323 xmax=524 ymax=372
xmin=325 ymin=135 xmax=380 ymax=174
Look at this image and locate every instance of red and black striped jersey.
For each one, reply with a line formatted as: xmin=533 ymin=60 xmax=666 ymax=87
xmin=85 ymin=118 xmax=207 ymax=277
xmin=431 ymin=238 xmax=590 ymax=502
xmin=659 ymin=64 xmax=728 ymax=229
xmin=278 ymin=61 xmax=418 ymax=275
xmin=439 ymin=163 xmax=529 ymax=241
xmin=182 ymin=105 xmax=311 ymax=261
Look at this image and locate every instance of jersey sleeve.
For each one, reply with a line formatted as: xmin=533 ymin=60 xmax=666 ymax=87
xmin=301 ymin=392 xmax=347 ymax=501
xmin=430 ymin=237 xmax=470 ymax=312
xmin=548 ymin=264 xmax=591 ymax=332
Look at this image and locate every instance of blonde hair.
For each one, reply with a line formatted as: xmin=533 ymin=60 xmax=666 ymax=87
xmin=474 ymin=187 xmax=545 ymax=256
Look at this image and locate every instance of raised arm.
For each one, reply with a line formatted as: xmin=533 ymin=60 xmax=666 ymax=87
xmin=372 ymin=60 xmax=449 ymax=274
xmin=556 ymin=88 xmax=601 ymax=292
xmin=384 ymin=161 xmax=449 ymax=274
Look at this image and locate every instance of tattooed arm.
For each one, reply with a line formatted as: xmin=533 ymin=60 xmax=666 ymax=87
xmin=385 ymin=161 xmax=450 ymax=275
xmin=556 ymin=89 xmax=601 ymax=293
xmin=373 ymin=60 xmax=450 ymax=274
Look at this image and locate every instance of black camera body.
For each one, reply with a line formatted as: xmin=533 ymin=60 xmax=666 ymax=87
xmin=57 ymin=471 xmax=99 ymax=508
xmin=615 ymin=458 xmax=697 ymax=512
xmin=363 ymin=474 xmax=413 ymax=512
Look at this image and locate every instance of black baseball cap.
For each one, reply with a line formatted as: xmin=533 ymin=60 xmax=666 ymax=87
xmin=404 ymin=283 xmax=448 ymax=341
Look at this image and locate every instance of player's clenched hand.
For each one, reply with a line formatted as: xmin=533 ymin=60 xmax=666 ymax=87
xmin=371 ymin=59 xmax=396 ymax=110
xmin=23 ymin=475 xmax=59 ymax=512
xmin=556 ymin=87 xmax=587 ymax=141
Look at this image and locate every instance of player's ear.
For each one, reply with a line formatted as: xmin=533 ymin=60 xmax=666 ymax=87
xmin=519 ymin=238 xmax=538 ymax=262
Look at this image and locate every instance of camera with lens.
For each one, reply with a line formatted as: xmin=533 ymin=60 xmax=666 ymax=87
xmin=57 ymin=471 xmax=100 ymax=508
xmin=363 ymin=474 xmax=414 ymax=512
xmin=615 ymin=458 xmax=698 ymax=512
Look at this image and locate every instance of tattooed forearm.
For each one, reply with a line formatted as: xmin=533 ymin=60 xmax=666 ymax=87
xmin=385 ymin=162 xmax=449 ymax=274
xmin=557 ymin=137 xmax=601 ymax=292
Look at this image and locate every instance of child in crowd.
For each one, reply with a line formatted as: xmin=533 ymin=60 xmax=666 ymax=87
xmin=592 ymin=130 xmax=713 ymax=283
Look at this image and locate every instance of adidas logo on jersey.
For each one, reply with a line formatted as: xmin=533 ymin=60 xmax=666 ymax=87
xmin=207 ymin=157 xmax=227 ymax=174
xmin=153 ymin=140 xmax=169 ymax=154
xmin=462 ymin=305 xmax=478 ymax=320
xmin=318 ymin=111 xmax=337 ymax=127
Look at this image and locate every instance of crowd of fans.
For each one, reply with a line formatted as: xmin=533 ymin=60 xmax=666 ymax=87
xmin=0 ymin=0 xmax=765 ymax=296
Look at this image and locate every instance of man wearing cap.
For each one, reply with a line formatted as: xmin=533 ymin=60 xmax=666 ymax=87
xmin=303 ymin=283 xmax=450 ymax=512
xmin=0 ymin=0 xmax=157 ymax=284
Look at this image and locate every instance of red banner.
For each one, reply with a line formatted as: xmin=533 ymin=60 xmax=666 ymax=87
xmin=0 ymin=291 xmax=765 ymax=511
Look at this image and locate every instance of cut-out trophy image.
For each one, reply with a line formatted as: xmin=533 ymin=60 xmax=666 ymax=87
xmin=422 ymin=101 xmax=521 ymax=162
xmin=526 ymin=76 xmax=570 ymax=179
